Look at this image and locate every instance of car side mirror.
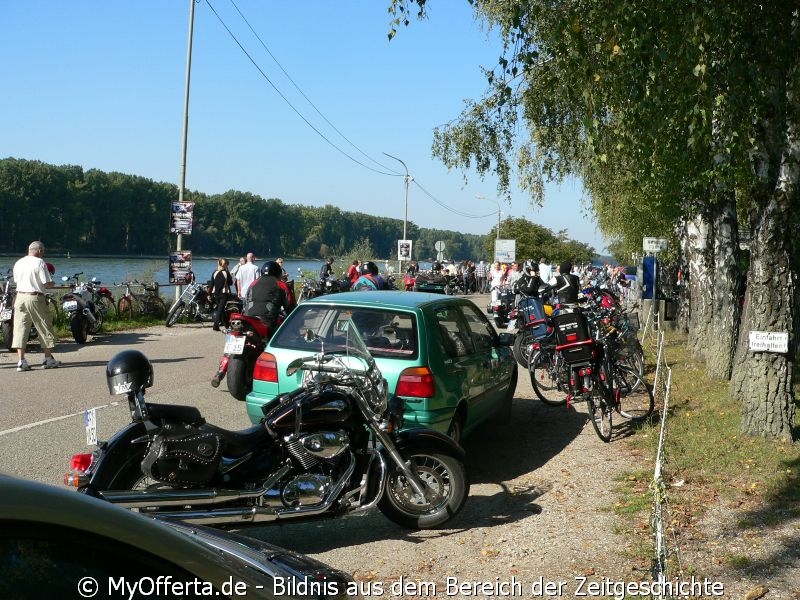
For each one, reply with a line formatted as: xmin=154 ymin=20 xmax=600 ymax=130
xmin=495 ymin=332 xmax=515 ymax=347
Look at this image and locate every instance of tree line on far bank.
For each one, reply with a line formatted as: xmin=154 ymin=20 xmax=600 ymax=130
xmin=0 ymin=157 xmax=595 ymax=264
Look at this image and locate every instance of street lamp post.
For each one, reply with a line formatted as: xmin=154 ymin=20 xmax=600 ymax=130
xmin=476 ymin=194 xmax=502 ymax=241
xmin=175 ymin=0 xmax=196 ymax=301
xmin=383 ymin=153 xmax=412 ymax=272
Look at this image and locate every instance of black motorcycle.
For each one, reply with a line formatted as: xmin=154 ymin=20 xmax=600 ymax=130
xmin=165 ymin=281 xmax=217 ymax=327
xmin=64 ymin=319 xmax=468 ymax=530
xmin=487 ymin=284 xmax=516 ymax=328
xmin=61 ymin=273 xmax=107 ymax=344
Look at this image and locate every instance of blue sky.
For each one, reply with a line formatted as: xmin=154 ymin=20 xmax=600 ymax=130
xmin=1 ymin=1 xmax=607 ymax=253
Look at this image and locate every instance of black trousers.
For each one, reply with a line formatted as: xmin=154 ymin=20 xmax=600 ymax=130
xmin=213 ymin=292 xmax=229 ymax=328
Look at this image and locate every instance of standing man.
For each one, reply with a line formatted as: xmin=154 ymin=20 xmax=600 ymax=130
xmin=12 ymin=241 xmax=60 ymax=371
xmin=538 ymin=257 xmax=553 ymax=286
xmin=475 ymin=260 xmax=488 ymax=294
xmin=235 ymin=252 xmax=259 ymax=300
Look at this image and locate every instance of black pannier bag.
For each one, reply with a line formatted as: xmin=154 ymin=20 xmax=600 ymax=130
xmin=553 ymin=311 xmax=594 ymax=364
xmin=141 ymin=427 xmax=223 ymax=487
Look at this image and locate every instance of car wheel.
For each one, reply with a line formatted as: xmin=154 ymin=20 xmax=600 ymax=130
xmin=447 ymin=411 xmax=465 ymax=445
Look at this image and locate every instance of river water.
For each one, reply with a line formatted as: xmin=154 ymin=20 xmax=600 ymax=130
xmin=0 ymin=255 xmax=327 ymax=290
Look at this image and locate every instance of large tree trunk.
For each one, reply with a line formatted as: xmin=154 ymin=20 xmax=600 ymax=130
xmin=686 ymin=215 xmax=713 ymax=360
xmin=730 ymin=155 xmax=797 ymax=441
xmin=705 ymin=198 xmax=741 ymax=380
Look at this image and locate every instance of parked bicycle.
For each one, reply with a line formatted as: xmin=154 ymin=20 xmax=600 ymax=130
xmin=528 ymin=298 xmax=653 ymax=442
xmin=116 ymin=281 xmax=167 ymax=320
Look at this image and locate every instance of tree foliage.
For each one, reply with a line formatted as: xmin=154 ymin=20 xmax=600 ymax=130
xmin=0 ymin=158 xmax=495 ymax=260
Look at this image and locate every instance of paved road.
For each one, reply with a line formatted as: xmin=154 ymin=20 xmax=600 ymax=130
xmin=0 ymin=322 xmax=252 ymax=485
xmin=0 ymin=292 xmax=501 ymax=486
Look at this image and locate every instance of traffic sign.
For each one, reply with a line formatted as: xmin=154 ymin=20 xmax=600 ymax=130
xmin=643 ymin=237 xmax=668 ymax=253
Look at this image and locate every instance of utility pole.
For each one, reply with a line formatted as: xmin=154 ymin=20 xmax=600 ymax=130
xmin=383 ymin=153 xmax=412 ymax=274
xmin=174 ymin=0 xmax=196 ymax=301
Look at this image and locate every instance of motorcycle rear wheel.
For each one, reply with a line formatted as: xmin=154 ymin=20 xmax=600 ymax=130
xmin=88 ymin=308 xmax=104 ymax=335
xmin=226 ymin=356 xmax=253 ymax=402
xmin=378 ymin=452 xmax=468 ymax=529
xmin=512 ymin=330 xmax=533 ymax=367
xmin=71 ymin=317 xmax=88 ymax=344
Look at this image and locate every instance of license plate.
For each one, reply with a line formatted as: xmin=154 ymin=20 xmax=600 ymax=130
xmin=62 ymin=300 xmax=78 ymax=311
xmin=224 ymin=334 xmax=246 ymax=355
xmin=0 ymin=309 xmax=11 ymax=321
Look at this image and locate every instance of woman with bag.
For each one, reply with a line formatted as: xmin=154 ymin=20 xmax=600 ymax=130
xmin=210 ymin=258 xmax=234 ymax=331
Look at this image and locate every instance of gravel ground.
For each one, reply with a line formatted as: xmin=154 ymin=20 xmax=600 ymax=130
xmin=237 ymin=294 xmax=800 ymax=599
xmin=242 ymin=369 xmax=649 ymax=599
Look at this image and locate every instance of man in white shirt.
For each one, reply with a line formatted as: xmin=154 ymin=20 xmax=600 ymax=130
xmin=538 ymin=257 xmax=553 ymax=285
xmin=235 ymin=253 xmax=260 ymax=299
xmin=12 ymin=241 xmax=60 ymax=371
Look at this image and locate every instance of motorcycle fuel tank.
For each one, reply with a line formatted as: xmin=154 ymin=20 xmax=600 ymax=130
xmin=265 ymin=389 xmax=353 ymax=433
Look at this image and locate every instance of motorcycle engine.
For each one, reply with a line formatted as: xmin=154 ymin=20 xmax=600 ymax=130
xmin=285 ymin=430 xmax=349 ymax=469
xmin=275 ymin=430 xmax=350 ymax=508
xmin=281 ymin=473 xmax=331 ymax=507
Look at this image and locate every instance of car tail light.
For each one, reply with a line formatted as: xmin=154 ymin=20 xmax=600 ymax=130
xmin=71 ymin=453 xmax=93 ymax=473
xmin=396 ymin=367 xmax=435 ymax=398
xmin=253 ymin=352 xmax=278 ymax=383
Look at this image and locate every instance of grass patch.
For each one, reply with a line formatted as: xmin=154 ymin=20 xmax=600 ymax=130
xmin=614 ymin=329 xmax=800 ymax=577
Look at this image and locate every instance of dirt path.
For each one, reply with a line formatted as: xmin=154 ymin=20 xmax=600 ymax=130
xmin=243 ymin=373 xmax=649 ymax=598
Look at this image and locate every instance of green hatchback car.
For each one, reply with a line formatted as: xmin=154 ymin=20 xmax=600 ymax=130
xmin=245 ymin=291 xmax=518 ymax=442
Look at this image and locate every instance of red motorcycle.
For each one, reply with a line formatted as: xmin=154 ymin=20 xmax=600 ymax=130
xmin=210 ymin=311 xmax=282 ymax=401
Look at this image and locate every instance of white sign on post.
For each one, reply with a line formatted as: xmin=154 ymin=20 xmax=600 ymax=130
xmin=643 ymin=237 xmax=669 ymax=253
xmin=748 ymin=331 xmax=789 ymax=353
xmin=494 ymin=239 xmax=516 ymax=262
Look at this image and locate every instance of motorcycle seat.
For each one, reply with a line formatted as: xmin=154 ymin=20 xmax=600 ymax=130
xmin=147 ymin=403 xmax=204 ymax=426
xmin=229 ymin=312 xmax=271 ymax=337
xmin=202 ymin=423 xmax=270 ymax=458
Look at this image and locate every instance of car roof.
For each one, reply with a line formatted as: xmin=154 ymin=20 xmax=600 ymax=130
xmin=304 ymin=290 xmax=466 ymax=310
xmin=0 ymin=474 xmax=350 ymax=592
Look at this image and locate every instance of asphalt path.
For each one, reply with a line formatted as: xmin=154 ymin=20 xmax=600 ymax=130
xmin=0 ymin=321 xmax=252 ymax=485
xmin=0 ymin=292 xmax=501 ymax=486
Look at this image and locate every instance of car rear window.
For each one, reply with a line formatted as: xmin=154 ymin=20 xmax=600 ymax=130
xmin=272 ymin=305 xmax=419 ymax=359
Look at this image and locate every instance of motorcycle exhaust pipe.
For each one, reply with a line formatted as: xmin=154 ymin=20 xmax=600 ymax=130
xmin=99 ymin=487 xmax=263 ymax=507
xmin=98 ymin=463 xmax=292 ymax=508
xmin=153 ymin=458 xmax=356 ymax=526
xmin=82 ymin=307 xmax=97 ymax=324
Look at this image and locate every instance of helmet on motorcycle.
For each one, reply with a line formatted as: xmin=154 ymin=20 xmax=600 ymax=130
xmin=261 ymin=260 xmax=282 ymax=278
xmin=360 ymin=261 xmax=379 ymax=276
xmin=106 ymin=350 xmax=154 ymax=395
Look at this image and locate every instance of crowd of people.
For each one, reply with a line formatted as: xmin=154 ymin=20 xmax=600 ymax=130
xmin=6 ymin=240 xmax=631 ymax=374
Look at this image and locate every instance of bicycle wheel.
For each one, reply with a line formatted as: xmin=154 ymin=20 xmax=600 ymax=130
xmin=144 ymin=297 xmax=167 ymax=319
xmin=528 ymin=348 xmax=568 ymax=406
xmin=613 ymin=366 xmax=654 ymax=422
xmin=117 ymin=296 xmax=133 ymax=320
xmin=95 ymin=297 xmax=116 ymax=319
xmin=588 ymin=378 xmax=613 ymax=442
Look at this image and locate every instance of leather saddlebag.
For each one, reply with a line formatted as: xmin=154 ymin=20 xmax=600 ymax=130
xmin=141 ymin=428 xmax=223 ymax=487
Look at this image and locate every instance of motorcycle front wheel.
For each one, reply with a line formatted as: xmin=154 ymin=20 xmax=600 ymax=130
xmin=70 ymin=316 xmax=88 ymax=344
xmin=165 ymin=301 xmax=185 ymax=327
xmin=378 ymin=452 xmax=468 ymax=529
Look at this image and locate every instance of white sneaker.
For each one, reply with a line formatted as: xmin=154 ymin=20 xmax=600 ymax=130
xmin=42 ymin=357 xmax=61 ymax=369
xmin=17 ymin=360 xmax=31 ymax=372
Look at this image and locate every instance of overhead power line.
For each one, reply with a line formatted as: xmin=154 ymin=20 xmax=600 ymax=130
xmin=204 ymin=0 xmax=401 ymax=177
